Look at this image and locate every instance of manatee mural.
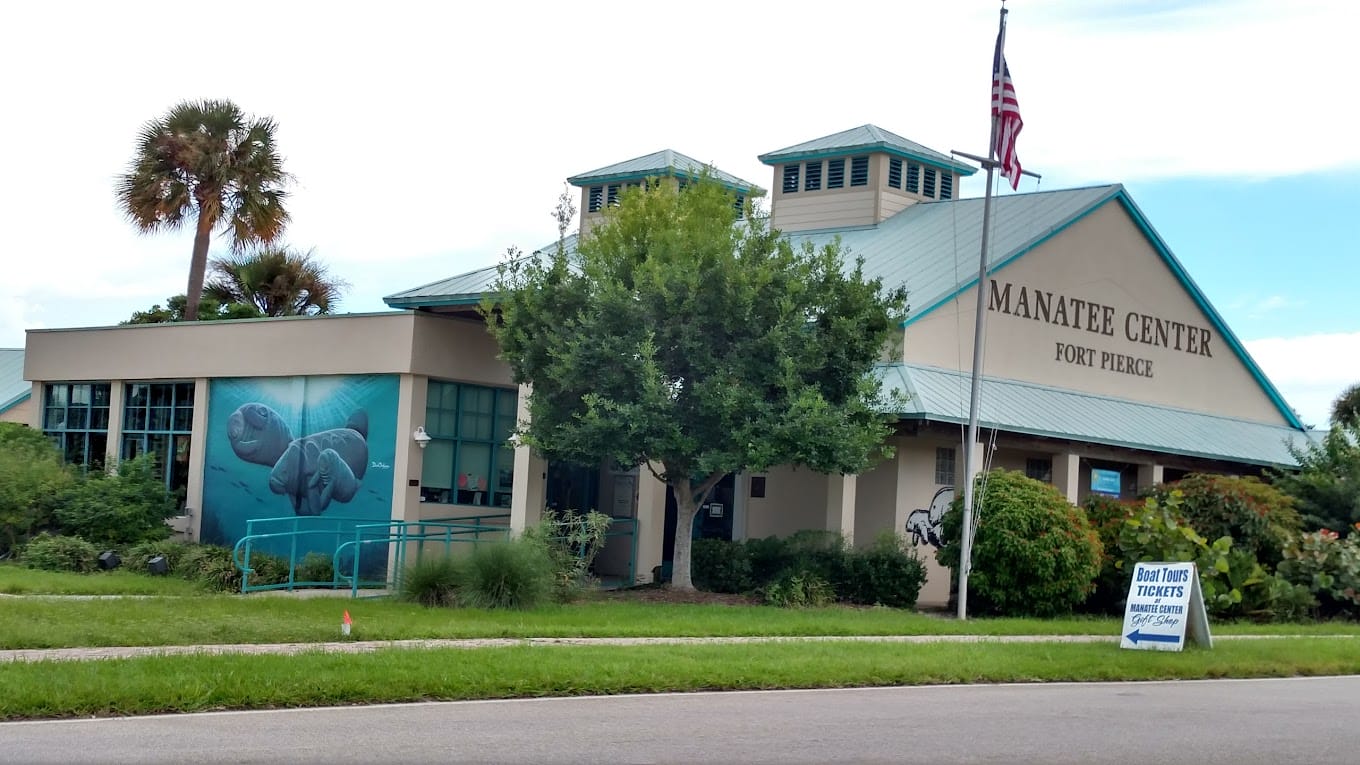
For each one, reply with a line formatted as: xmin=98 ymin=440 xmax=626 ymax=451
xmin=201 ymin=375 xmax=398 ymax=567
xmin=906 ymin=486 xmax=953 ymax=548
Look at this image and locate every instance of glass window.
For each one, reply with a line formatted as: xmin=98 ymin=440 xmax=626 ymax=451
xmin=121 ymin=381 xmax=195 ymax=505
xmin=1026 ymin=457 xmax=1053 ymax=483
xmin=42 ymin=382 xmax=112 ymax=471
xmin=421 ymin=381 xmax=518 ymax=508
xmin=934 ymin=447 xmax=956 ymax=486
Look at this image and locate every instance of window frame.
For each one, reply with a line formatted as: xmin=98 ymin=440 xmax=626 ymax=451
xmin=42 ymin=382 xmax=111 ymax=470
xmin=420 ymin=380 xmax=518 ymax=508
xmin=934 ymin=447 xmax=956 ymax=486
xmin=121 ymin=381 xmax=195 ymax=499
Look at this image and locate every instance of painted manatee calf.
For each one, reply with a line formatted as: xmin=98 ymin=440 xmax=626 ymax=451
xmin=227 ymin=403 xmax=294 ymax=468
xmin=308 ymin=447 xmax=361 ymax=510
xmin=267 ymin=423 xmax=369 ymax=515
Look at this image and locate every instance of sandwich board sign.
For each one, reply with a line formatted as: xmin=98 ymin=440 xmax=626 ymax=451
xmin=1119 ymin=561 xmax=1212 ymax=651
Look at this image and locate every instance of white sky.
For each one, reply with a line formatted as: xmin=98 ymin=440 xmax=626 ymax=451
xmin=1 ymin=0 xmax=1357 ymax=424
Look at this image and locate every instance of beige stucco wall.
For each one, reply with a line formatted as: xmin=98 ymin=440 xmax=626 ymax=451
xmin=904 ymin=200 xmax=1288 ymax=425
xmin=744 ymin=466 xmax=828 ymax=539
xmin=852 ymin=452 xmax=899 ymax=546
xmin=0 ymin=395 xmax=33 ymax=424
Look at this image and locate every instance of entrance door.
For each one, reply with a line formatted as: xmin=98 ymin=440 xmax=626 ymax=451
xmin=662 ymin=473 xmax=736 ymax=566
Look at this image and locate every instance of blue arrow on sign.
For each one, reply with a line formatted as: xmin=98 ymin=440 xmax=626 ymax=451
xmin=1126 ymin=629 xmax=1179 ymax=645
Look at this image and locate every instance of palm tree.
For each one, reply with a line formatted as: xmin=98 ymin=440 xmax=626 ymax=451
xmin=116 ymin=99 xmax=291 ymax=321
xmin=204 ymin=246 xmax=349 ymax=316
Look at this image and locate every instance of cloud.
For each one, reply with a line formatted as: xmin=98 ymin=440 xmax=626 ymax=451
xmin=1246 ymin=331 xmax=1360 ymax=427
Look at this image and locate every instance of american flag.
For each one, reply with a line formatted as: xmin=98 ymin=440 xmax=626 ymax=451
xmin=991 ymin=27 xmax=1023 ymax=190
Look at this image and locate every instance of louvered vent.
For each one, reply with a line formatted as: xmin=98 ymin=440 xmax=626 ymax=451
xmin=905 ymin=164 xmax=920 ymax=194
xmin=782 ymin=164 xmax=800 ymax=193
xmin=888 ymin=158 xmax=902 ymax=189
xmin=940 ymin=173 xmax=953 ymax=200
xmin=804 ymin=161 xmax=822 ymax=191
xmin=827 ymin=158 xmax=845 ymax=189
xmin=922 ymin=168 xmax=936 ymax=198
xmin=850 ymin=155 xmax=869 ymax=186
xmin=607 ymin=184 xmax=620 ymax=206
xmin=588 ymin=186 xmax=603 ymax=213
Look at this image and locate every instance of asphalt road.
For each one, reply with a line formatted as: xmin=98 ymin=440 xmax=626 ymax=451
xmin=5 ymin=677 xmax=1359 ymax=764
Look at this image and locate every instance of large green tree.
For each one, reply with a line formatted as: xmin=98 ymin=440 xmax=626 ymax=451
xmin=1332 ymin=383 xmax=1360 ymax=429
xmin=1273 ymin=424 xmax=1360 ymax=537
xmin=204 ymin=246 xmax=349 ymax=316
xmin=487 ymin=178 xmax=906 ymax=590
xmin=116 ymin=99 xmax=291 ymax=321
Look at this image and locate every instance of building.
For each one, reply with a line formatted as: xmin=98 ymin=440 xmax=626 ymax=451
xmin=1 ymin=349 xmax=33 ymax=425
xmin=19 ymin=124 xmax=1311 ymax=604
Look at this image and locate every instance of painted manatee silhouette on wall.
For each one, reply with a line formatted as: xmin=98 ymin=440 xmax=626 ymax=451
xmin=228 ymin=402 xmax=371 ymax=516
xmin=906 ymin=486 xmax=953 ymax=548
xmin=226 ymin=403 xmax=294 ymax=468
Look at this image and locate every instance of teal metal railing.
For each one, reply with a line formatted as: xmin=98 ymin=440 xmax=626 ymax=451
xmin=230 ymin=511 xmax=638 ymax=596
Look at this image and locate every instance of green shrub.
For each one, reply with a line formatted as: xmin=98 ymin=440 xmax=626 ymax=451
xmin=123 ymin=540 xmax=188 ymax=573
xmin=524 ymin=509 xmax=612 ymax=600
xmin=244 ymin=550 xmax=291 ymax=587
xmin=937 ymin=469 xmax=1103 ymax=617
xmin=398 ymin=555 xmax=460 ymax=607
xmin=296 ymin=552 xmax=336 ymax=585
xmin=1144 ymin=474 xmax=1301 ymax=568
xmin=174 ymin=544 xmax=241 ymax=592
xmin=1081 ymin=494 xmax=1138 ymax=614
xmin=0 ymin=423 xmax=73 ymax=555
xmin=692 ymin=538 xmax=753 ymax=593
xmin=837 ymin=533 xmax=927 ymax=608
xmin=22 ymin=534 xmax=98 ymax=572
xmin=1277 ymin=529 xmax=1360 ymax=618
xmin=456 ymin=539 xmax=554 ymax=610
xmin=744 ymin=535 xmax=792 ymax=585
xmin=762 ymin=568 xmax=833 ymax=608
xmin=1118 ymin=492 xmax=1299 ymax=621
xmin=54 ymin=455 xmax=176 ymax=547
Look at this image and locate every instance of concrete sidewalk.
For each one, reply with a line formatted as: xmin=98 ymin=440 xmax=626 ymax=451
xmin=1 ymin=634 xmax=1129 ymax=663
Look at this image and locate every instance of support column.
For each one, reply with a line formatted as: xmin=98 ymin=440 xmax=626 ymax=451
xmin=103 ymin=379 xmax=124 ymax=470
xmin=1051 ymin=452 xmax=1080 ymax=504
xmin=183 ymin=378 xmax=210 ymax=541
xmin=1137 ymin=463 xmax=1164 ymax=493
xmin=391 ymin=374 xmax=426 ymax=525
xmin=826 ymin=473 xmax=857 ymax=544
xmin=508 ymin=384 xmax=546 ymax=536
xmin=633 ymin=467 xmax=668 ymax=584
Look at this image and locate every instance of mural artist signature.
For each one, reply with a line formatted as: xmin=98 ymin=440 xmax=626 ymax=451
xmin=370 ymin=461 xmax=392 ymax=470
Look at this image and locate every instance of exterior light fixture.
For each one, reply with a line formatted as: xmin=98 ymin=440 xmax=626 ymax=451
xmin=413 ymin=426 xmax=432 ymax=449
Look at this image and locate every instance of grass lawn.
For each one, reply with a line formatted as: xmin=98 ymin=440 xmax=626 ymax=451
xmin=3 ymin=594 xmax=1358 ymax=650
xmin=3 ymin=638 xmax=1358 ymax=720
xmin=0 ymin=564 xmax=205 ymax=597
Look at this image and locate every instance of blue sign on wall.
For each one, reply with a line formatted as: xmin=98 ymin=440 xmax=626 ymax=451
xmin=1090 ymin=468 xmax=1122 ymax=497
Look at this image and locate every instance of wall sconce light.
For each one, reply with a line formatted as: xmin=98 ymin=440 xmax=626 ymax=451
xmin=413 ymin=426 xmax=432 ymax=449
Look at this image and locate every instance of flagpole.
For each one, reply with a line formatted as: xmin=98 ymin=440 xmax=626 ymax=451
xmin=956 ymin=3 xmax=1009 ymax=621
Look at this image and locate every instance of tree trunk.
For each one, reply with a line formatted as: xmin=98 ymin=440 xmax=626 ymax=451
xmin=669 ymin=488 xmax=700 ymax=591
xmin=183 ymin=213 xmax=214 ymax=321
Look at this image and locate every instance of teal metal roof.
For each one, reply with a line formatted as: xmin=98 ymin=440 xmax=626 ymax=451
xmin=0 ymin=348 xmax=30 ymax=415
xmin=567 ymin=149 xmax=763 ymax=193
xmin=385 ymin=236 xmax=579 ymax=307
xmin=878 ymin=363 xmax=1309 ymax=467
xmin=384 ymin=180 xmax=1301 ymax=431
xmin=758 ymin=124 xmax=977 ymax=176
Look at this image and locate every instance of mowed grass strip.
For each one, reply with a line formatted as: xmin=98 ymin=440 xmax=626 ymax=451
xmin=0 ymin=566 xmax=204 ymax=597
xmin=5 ymin=597 xmax=1360 ymax=650
xmin=2 ymin=639 xmax=1359 ymax=720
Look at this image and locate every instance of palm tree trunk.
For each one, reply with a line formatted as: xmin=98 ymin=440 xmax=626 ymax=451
xmin=183 ymin=213 xmax=214 ymax=321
